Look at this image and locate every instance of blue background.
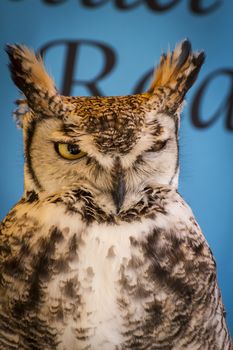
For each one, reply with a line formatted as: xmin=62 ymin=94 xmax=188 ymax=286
xmin=0 ymin=0 xmax=233 ymax=336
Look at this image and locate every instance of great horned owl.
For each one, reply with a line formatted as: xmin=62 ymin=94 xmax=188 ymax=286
xmin=0 ymin=40 xmax=232 ymax=350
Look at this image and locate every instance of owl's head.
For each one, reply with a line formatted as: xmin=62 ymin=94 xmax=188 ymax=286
xmin=6 ymin=40 xmax=204 ymax=213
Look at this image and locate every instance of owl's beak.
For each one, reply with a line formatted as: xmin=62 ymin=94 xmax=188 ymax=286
xmin=111 ymin=157 xmax=126 ymax=214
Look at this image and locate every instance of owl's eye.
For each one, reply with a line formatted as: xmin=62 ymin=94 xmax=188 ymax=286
xmin=55 ymin=143 xmax=86 ymax=160
xmin=147 ymin=140 xmax=167 ymax=153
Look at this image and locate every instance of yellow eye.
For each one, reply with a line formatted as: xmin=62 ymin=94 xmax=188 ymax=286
xmin=55 ymin=143 xmax=86 ymax=160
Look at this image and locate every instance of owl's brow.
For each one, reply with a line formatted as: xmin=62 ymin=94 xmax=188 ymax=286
xmin=49 ymin=135 xmax=77 ymax=144
xmin=60 ymin=122 xmax=90 ymax=137
xmin=49 ymin=123 xmax=89 ymax=142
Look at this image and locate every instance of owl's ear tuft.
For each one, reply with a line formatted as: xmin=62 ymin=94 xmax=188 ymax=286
xmin=6 ymin=44 xmax=67 ymax=117
xmin=6 ymin=44 xmax=56 ymax=96
xmin=148 ymin=39 xmax=205 ymax=108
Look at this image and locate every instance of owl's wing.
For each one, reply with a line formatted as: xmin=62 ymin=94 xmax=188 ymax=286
xmin=173 ymin=212 xmax=232 ymax=348
xmin=128 ymin=190 xmax=232 ymax=349
xmin=0 ymin=201 xmax=62 ymax=349
xmin=176 ymin=244 xmax=232 ymax=349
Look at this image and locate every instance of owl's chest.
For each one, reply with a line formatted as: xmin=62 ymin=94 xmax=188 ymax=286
xmin=11 ymin=213 xmax=155 ymax=349
xmin=2 ymin=199 xmax=207 ymax=350
xmin=49 ymin=219 xmax=153 ymax=350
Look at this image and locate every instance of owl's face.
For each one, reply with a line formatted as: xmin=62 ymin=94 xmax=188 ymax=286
xmin=7 ymin=41 xmax=204 ymax=212
xmin=24 ymin=95 xmax=179 ymax=207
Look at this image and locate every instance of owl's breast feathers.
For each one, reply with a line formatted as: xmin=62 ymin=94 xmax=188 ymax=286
xmin=0 ymin=186 xmax=231 ymax=349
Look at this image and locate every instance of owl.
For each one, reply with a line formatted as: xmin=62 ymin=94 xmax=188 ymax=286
xmin=0 ymin=39 xmax=232 ymax=350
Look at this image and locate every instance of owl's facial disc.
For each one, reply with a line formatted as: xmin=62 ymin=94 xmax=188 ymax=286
xmin=21 ymin=108 xmax=179 ymax=204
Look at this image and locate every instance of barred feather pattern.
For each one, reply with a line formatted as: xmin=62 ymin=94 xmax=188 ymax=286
xmin=0 ymin=187 xmax=232 ymax=349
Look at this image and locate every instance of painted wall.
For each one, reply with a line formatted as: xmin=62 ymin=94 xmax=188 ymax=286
xmin=0 ymin=0 xmax=233 ymax=335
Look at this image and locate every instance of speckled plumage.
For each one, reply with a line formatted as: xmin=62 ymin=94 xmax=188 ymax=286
xmin=0 ymin=40 xmax=232 ymax=349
